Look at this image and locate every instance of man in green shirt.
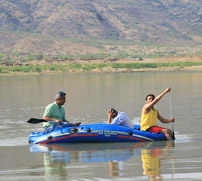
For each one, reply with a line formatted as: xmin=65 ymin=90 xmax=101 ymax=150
xmin=43 ymin=91 xmax=81 ymax=133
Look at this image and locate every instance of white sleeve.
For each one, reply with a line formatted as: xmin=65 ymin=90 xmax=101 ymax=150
xmin=110 ymin=115 xmax=121 ymax=125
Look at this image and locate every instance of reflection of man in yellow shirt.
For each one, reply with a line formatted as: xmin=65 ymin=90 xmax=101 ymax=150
xmin=141 ymin=141 xmax=174 ymax=180
xmin=141 ymin=149 xmax=162 ymax=180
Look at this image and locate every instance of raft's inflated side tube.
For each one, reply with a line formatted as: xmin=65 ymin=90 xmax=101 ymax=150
xmin=28 ymin=124 xmax=166 ymax=144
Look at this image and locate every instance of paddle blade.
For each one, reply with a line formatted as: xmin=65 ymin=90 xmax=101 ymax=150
xmin=172 ymin=131 xmax=175 ymax=140
xmin=27 ymin=118 xmax=47 ymax=124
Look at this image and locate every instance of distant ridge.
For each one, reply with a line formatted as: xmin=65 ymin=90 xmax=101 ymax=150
xmin=0 ymin=0 xmax=201 ymax=60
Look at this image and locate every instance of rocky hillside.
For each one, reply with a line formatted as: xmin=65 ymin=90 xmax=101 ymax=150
xmin=0 ymin=0 xmax=201 ymax=60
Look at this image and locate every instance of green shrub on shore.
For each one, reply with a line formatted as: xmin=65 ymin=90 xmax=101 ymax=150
xmin=48 ymin=64 xmax=66 ymax=71
xmin=68 ymin=63 xmax=82 ymax=69
xmin=12 ymin=66 xmax=33 ymax=72
xmin=110 ymin=62 xmax=158 ymax=69
xmin=35 ymin=66 xmax=42 ymax=72
xmin=82 ymin=63 xmax=107 ymax=71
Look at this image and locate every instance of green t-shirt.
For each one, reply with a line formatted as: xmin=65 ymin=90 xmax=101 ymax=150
xmin=43 ymin=102 xmax=66 ymax=127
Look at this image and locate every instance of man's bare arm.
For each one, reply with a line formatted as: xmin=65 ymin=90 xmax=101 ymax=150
xmin=157 ymin=111 xmax=175 ymax=123
xmin=43 ymin=116 xmax=62 ymax=124
xmin=143 ymin=87 xmax=171 ymax=114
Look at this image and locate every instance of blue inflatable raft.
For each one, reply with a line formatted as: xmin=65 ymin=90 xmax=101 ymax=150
xmin=28 ymin=124 xmax=166 ymax=144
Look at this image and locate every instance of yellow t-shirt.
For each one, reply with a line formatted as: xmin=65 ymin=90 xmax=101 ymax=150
xmin=141 ymin=108 xmax=158 ymax=131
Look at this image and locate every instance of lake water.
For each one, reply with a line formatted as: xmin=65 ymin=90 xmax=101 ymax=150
xmin=0 ymin=71 xmax=202 ymax=180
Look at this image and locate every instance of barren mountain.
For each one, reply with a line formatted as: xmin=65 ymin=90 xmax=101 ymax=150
xmin=0 ymin=0 xmax=201 ymax=60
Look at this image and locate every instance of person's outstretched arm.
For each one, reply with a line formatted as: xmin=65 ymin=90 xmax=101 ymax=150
xmin=143 ymin=87 xmax=171 ymax=113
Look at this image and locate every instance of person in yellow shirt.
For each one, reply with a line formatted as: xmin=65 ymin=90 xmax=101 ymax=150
xmin=141 ymin=87 xmax=174 ymax=140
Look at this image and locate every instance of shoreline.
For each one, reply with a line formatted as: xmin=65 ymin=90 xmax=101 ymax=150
xmin=0 ymin=65 xmax=202 ymax=77
xmin=0 ymin=56 xmax=202 ymax=76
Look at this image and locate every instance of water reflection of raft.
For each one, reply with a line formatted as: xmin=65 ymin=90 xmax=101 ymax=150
xmin=28 ymin=124 xmax=166 ymax=144
xmin=29 ymin=141 xmax=169 ymax=163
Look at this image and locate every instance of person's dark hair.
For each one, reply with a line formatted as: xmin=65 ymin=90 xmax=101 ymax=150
xmin=55 ymin=91 xmax=66 ymax=100
xmin=111 ymin=108 xmax=118 ymax=118
xmin=145 ymin=94 xmax=155 ymax=101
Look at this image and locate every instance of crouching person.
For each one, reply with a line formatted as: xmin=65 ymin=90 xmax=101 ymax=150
xmin=107 ymin=108 xmax=133 ymax=128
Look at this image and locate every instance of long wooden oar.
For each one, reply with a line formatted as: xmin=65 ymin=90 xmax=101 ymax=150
xmin=169 ymin=92 xmax=175 ymax=140
xmin=27 ymin=118 xmax=48 ymax=124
